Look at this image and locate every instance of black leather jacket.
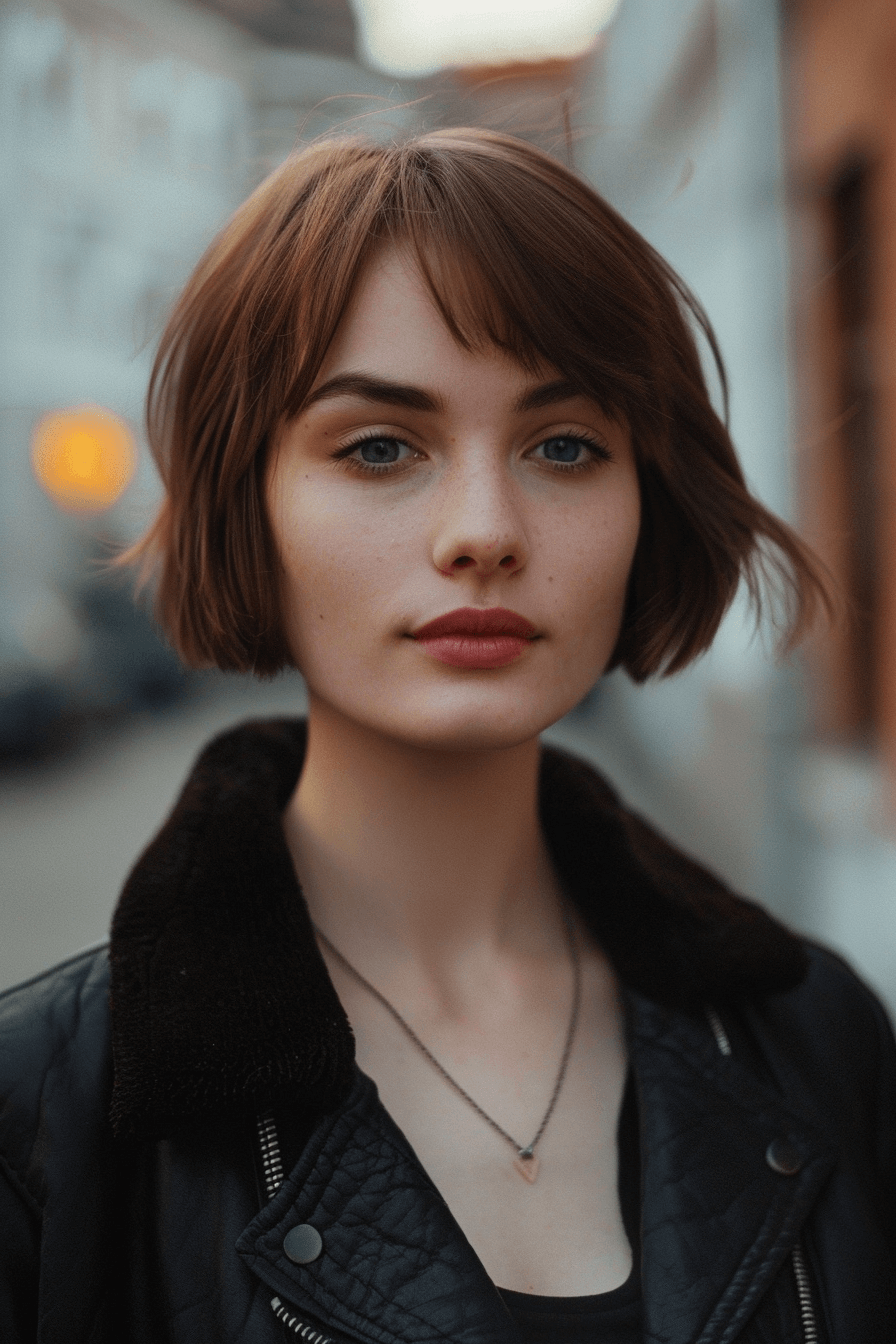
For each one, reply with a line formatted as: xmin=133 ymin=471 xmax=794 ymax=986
xmin=1 ymin=719 xmax=895 ymax=1344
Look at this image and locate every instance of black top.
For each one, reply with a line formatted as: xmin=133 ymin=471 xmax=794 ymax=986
xmin=498 ymin=1072 xmax=641 ymax=1342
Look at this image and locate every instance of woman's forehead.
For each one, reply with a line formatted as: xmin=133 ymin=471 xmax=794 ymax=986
xmin=311 ymin=244 xmax=563 ymax=406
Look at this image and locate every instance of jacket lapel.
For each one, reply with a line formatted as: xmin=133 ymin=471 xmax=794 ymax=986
xmin=628 ymin=993 xmax=835 ymax=1344
xmin=237 ymin=1002 xmax=836 ymax=1344
xmin=236 ymin=1070 xmax=520 ymax=1344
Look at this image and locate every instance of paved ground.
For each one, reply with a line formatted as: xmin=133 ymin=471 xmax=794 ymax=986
xmin=0 ymin=674 xmax=308 ymax=993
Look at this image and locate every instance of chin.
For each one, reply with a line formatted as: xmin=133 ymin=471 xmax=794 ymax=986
xmin=330 ymin=681 xmax=591 ymax=754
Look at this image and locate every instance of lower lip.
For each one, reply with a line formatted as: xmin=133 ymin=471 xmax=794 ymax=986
xmin=415 ymin=635 xmax=532 ymax=669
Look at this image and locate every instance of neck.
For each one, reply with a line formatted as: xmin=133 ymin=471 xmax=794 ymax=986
xmin=282 ymin=697 xmax=566 ymax=981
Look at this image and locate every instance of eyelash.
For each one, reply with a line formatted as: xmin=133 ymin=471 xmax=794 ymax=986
xmin=332 ymin=429 xmax=613 ymax=477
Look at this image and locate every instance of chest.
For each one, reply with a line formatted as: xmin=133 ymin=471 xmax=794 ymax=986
xmin=343 ymin=948 xmax=632 ymax=1295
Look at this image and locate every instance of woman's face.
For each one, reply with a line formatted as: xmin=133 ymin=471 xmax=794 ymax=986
xmin=267 ymin=246 xmax=640 ymax=751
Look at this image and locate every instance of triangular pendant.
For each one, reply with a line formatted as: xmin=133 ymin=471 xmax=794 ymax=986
xmin=513 ymin=1152 xmax=540 ymax=1183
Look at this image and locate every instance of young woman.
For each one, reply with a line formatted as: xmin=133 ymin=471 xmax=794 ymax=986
xmin=1 ymin=129 xmax=894 ymax=1344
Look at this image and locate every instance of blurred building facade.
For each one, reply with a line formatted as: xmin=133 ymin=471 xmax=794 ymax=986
xmin=0 ymin=0 xmax=252 ymax=745
xmin=782 ymin=0 xmax=896 ymax=1005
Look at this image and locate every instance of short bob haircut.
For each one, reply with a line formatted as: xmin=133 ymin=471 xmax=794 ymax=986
xmin=132 ymin=127 xmax=826 ymax=680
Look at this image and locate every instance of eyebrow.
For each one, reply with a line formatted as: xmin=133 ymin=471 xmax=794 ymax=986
xmin=303 ymin=373 xmax=585 ymax=416
xmin=303 ymin=374 xmax=444 ymax=413
xmin=514 ymin=379 xmax=583 ymax=413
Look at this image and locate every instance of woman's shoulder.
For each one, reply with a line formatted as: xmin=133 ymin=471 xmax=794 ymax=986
xmin=738 ymin=940 xmax=896 ymax=1160
xmin=0 ymin=942 xmax=110 ymax=1053
xmin=797 ymin=939 xmax=892 ymax=1016
xmin=0 ymin=946 xmax=111 ymax=1206
xmin=753 ymin=939 xmax=896 ymax=1074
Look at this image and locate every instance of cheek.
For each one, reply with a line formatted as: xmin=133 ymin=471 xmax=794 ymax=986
xmin=570 ymin=487 xmax=639 ymax=596
xmin=601 ymin=504 xmax=640 ymax=597
xmin=556 ymin=488 xmax=640 ymax=656
xmin=268 ymin=471 xmax=333 ymax=660
xmin=278 ymin=523 xmax=363 ymax=647
xmin=269 ymin=477 xmax=406 ymax=665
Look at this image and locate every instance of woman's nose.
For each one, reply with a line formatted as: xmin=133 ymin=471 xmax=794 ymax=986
xmin=431 ymin=462 xmax=529 ymax=578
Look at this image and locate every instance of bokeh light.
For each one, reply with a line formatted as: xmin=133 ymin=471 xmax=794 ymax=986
xmin=31 ymin=405 xmax=137 ymax=513
xmin=353 ymin=0 xmax=622 ymax=76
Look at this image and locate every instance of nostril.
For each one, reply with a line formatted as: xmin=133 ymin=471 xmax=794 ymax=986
xmin=499 ymin=555 xmax=516 ymax=568
xmin=453 ymin=556 xmax=475 ymax=569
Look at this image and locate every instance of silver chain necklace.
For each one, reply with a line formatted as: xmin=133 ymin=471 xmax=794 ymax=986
xmin=313 ymin=911 xmax=581 ymax=1184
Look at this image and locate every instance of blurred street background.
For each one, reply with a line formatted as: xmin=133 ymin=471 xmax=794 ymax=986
xmin=2 ymin=0 xmax=896 ymax=1013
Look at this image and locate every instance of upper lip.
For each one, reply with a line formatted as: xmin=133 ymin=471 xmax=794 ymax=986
xmin=412 ymin=607 xmax=538 ymax=639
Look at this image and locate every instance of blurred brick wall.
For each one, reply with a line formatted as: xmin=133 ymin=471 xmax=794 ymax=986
xmin=786 ymin=0 xmax=896 ymax=803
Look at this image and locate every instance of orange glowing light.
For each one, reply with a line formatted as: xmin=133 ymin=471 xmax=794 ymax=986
xmin=31 ymin=405 xmax=137 ymax=512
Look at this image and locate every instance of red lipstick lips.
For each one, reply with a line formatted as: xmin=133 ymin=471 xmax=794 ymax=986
xmin=412 ymin=607 xmax=538 ymax=669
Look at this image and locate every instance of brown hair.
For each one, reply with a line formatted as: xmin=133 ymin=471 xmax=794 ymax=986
xmin=130 ymin=127 xmax=828 ymax=679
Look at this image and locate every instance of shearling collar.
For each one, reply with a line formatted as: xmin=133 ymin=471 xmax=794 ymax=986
xmin=109 ymin=717 xmax=806 ymax=1138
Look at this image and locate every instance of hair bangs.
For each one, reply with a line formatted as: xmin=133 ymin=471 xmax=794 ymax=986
xmin=406 ymin=233 xmax=546 ymax=373
xmin=381 ymin=137 xmax=648 ymax=424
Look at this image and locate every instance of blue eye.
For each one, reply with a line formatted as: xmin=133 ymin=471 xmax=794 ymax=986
xmin=337 ymin=436 xmax=418 ymax=473
xmin=531 ymin=433 xmax=610 ymax=469
xmin=357 ymin=437 xmax=402 ymax=463
xmin=541 ymin=437 xmax=585 ymax=463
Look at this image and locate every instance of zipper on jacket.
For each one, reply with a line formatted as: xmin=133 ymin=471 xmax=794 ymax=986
xmin=791 ymin=1242 xmax=819 ymax=1343
xmin=271 ymin=1295 xmax=336 ymax=1342
xmin=257 ymin=1110 xmax=285 ymax=1201
xmin=256 ymin=1113 xmax=340 ymax=1343
xmin=705 ymin=1005 xmax=820 ymax=1344
xmin=704 ymin=1004 xmax=732 ymax=1056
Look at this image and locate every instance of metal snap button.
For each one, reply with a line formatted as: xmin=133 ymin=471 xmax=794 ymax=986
xmin=766 ymin=1138 xmax=803 ymax=1176
xmin=283 ymin=1223 xmax=323 ymax=1264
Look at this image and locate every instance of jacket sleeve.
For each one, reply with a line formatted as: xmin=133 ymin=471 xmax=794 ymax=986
xmin=865 ymin=980 xmax=896 ymax=1265
xmin=0 ymin=949 xmax=111 ymax=1344
xmin=0 ymin=1157 xmax=40 ymax=1343
xmin=803 ymin=946 xmax=896 ymax=1268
